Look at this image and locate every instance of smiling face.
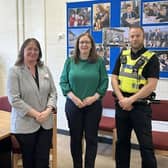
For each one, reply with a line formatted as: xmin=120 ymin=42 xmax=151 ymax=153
xmin=129 ymin=27 xmax=144 ymax=52
xmin=78 ymin=35 xmax=92 ymax=57
xmin=24 ymin=41 xmax=39 ymax=65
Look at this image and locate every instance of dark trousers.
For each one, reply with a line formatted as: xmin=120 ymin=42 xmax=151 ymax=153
xmin=65 ymin=98 xmax=102 ymax=168
xmin=15 ymin=127 xmax=52 ymax=168
xmin=115 ymin=103 xmax=157 ymax=168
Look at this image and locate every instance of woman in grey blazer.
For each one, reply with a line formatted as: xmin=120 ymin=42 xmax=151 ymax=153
xmin=7 ymin=38 xmax=57 ymax=168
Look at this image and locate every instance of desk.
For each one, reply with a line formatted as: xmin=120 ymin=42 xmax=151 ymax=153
xmin=0 ymin=110 xmax=11 ymax=168
xmin=0 ymin=110 xmax=10 ymax=140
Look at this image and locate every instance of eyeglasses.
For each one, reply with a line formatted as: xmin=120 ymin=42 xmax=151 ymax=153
xmin=79 ymin=41 xmax=91 ymax=45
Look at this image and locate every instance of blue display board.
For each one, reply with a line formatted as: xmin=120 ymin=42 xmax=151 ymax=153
xmin=66 ymin=0 xmax=168 ymax=78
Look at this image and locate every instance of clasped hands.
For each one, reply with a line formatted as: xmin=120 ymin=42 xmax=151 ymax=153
xmin=73 ymin=96 xmax=97 ymax=108
xmin=118 ymin=97 xmax=134 ymax=111
xmin=35 ymin=107 xmax=52 ymax=123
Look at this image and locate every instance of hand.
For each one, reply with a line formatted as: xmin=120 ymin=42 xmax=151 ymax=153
xmin=119 ymin=97 xmax=133 ymax=111
xmin=67 ymin=91 xmax=85 ymax=108
xmin=124 ymin=105 xmax=133 ymax=111
xmin=83 ymin=96 xmax=97 ymax=106
xmin=72 ymin=96 xmax=85 ymax=108
xmin=36 ymin=109 xmax=50 ymax=123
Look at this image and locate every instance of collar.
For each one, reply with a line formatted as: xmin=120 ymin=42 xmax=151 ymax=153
xmin=131 ymin=47 xmax=148 ymax=60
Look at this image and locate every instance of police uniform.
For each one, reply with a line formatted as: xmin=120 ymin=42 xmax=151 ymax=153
xmin=112 ymin=47 xmax=159 ymax=168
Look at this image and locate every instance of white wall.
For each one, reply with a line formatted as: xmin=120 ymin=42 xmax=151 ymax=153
xmin=0 ymin=0 xmax=17 ymax=95
xmin=45 ymin=0 xmax=68 ymax=130
xmin=0 ymin=0 xmax=167 ymax=131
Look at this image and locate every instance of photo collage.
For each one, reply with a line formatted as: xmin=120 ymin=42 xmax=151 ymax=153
xmin=67 ymin=0 xmax=168 ymax=77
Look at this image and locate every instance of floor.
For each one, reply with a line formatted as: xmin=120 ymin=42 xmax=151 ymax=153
xmin=57 ymin=134 xmax=168 ymax=168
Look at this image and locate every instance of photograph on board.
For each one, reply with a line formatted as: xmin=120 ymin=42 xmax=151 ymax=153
xmin=68 ymin=28 xmax=90 ymax=47
xmin=120 ymin=0 xmax=140 ymax=27
xmin=68 ymin=7 xmax=91 ymax=27
xmin=93 ymin=3 xmax=110 ymax=31
xmin=144 ymin=26 xmax=168 ymax=48
xmin=143 ymin=1 xmax=168 ymax=24
xmin=96 ymin=44 xmax=110 ymax=70
xmin=68 ymin=48 xmax=75 ymax=57
xmin=103 ymin=27 xmax=129 ymax=48
xmin=154 ymin=50 xmax=168 ymax=72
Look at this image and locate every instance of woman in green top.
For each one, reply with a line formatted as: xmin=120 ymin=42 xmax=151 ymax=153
xmin=60 ymin=33 xmax=108 ymax=168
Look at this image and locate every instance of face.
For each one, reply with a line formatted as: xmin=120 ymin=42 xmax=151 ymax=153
xmin=96 ymin=7 xmax=100 ymax=13
xmin=129 ymin=28 xmax=144 ymax=51
xmin=24 ymin=41 xmax=39 ymax=64
xmin=161 ymin=7 xmax=166 ymax=16
xmin=127 ymin=6 xmax=132 ymax=13
xmin=78 ymin=35 xmax=92 ymax=56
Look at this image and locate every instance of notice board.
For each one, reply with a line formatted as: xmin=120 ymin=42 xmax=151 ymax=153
xmin=67 ymin=0 xmax=168 ymax=78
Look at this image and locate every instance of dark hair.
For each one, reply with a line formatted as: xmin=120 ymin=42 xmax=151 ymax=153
xmin=126 ymin=4 xmax=131 ymax=8
xmin=73 ymin=33 xmax=98 ymax=63
xmin=129 ymin=26 xmax=145 ymax=36
xmin=15 ymin=38 xmax=43 ymax=66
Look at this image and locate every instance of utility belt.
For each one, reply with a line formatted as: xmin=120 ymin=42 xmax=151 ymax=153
xmin=112 ymin=91 xmax=157 ymax=105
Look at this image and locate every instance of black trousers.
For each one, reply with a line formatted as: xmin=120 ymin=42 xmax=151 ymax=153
xmin=65 ymin=98 xmax=102 ymax=168
xmin=15 ymin=127 xmax=52 ymax=168
xmin=115 ymin=103 xmax=157 ymax=168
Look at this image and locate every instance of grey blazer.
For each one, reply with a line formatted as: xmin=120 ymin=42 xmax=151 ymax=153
xmin=7 ymin=64 xmax=57 ymax=134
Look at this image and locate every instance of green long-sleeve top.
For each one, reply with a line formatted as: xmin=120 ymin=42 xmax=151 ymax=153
xmin=60 ymin=56 xmax=108 ymax=100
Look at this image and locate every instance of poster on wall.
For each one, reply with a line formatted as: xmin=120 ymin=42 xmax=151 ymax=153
xmin=103 ymin=27 xmax=129 ymax=48
xmin=154 ymin=50 xmax=168 ymax=78
xmin=68 ymin=48 xmax=75 ymax=57
xmin=157 ymin=51 xmax=168 ymax=72
xmin=144 ymin=26 xmax=168 ymax=48
xmin=120 ymin=0 xmax=140 ymax=27
xmin=68 ymin=28 xmax=90 ymax=47
xmin=93 ymin=3 xmax=111 ymax=31
xmin=67 ymin=0 xmax=168 ymax=77
xmin=68 ymin=7 xmax=91 ymax=27
xmin=96 ymin=44 xmax=110 ymax=70
xmin=142 ymin=1 xmax=168 ymax=25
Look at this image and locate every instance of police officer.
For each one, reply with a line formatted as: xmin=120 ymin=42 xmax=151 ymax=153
xmin=111 ymin=26 xmax=159 ymax=168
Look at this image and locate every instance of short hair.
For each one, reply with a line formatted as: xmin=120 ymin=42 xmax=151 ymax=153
xmin=129 ymin=26 xmax=145 ymax=35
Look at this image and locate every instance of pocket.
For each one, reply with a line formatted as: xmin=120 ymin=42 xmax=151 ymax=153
xmin=15 ymin=117 xmax=38 ymax=132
